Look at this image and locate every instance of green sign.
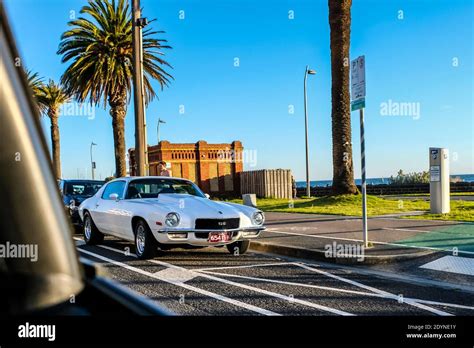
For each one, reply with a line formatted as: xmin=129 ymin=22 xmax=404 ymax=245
xmin=351 ymin=98 xmax=365 ymax=111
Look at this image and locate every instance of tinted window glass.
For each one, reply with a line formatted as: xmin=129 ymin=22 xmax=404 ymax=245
xmin=125 ymin=179 xmax=205 ymax=199
xmin=101 ymin=181 xmax=126 ymax=200
xmin=64 ymin=181 xmax=103 ymax=196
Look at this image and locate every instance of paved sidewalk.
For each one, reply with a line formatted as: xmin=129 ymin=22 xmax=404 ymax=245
xmin=250 ymin=212 xmax=473 ymax=264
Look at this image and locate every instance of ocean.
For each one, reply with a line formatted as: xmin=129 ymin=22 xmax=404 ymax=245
xmin=296 ymin=174 xmax=474 ymax=188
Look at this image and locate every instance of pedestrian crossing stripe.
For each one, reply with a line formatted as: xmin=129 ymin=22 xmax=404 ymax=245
xmin=420 ymin=256 xmax=474 ymax=276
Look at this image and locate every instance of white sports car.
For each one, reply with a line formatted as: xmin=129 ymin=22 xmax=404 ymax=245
xmin=78 ymin=176 xmax=265 ymax=258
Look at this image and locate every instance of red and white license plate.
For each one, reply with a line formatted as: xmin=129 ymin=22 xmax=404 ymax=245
xmin=208 ymin=231 xmax=231 ymax=243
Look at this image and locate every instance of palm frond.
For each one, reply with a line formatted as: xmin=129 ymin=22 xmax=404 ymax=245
xmin=58 ymin=0 xmax=172 ymax=107
xmin=36 ymin=80 xmax=71 ymax=118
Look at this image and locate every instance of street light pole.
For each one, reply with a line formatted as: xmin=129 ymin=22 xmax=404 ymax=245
xmin=157 ymin=118 xmax=166 ymax=143
xmin=304 ymin=65 xmax=316 ymax=197
xmin=90 ymin=142 xmax=97 ymax=180
xmin=132 ymin=0 xmax=147 ymax=176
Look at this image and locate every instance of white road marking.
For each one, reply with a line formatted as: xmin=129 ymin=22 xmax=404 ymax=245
xmin=381 ymin=227 xmax=432 ymax=233
xmin=297 ymin=263 xmax=453 ymax=316
xmin=199 ymin=269 xmax=474 ymax=311
xmin=76 ymin=238 xmax=471 ymax=315
xmin=263 ymin=229 xmax=474 ymax=256
xmin=145 ymin=256 xmax=353 ymax=316
xmin=77 ymin=247 xmax=279 ymax=316
xmin=76 ymin=239 xmax=353 ymax=316
xmin=195 ymin=262 xmax=294 ymax=271
xmin=420 ymin=256 xmax=474 ymax=276
xmin=154 ymin=267 xmax=197 ymax=283
xmin=199 ymin=269 xmax=381 ymax=297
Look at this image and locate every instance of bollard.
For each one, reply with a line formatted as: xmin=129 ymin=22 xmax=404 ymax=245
xmin=242 ymin=194 xmax=257 ymax=207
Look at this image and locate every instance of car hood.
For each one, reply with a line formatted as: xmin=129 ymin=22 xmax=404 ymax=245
xmin=133 ymin=194 xmax=244 ymax=218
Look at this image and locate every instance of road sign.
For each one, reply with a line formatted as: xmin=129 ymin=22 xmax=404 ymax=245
xmin=351 ymin=55 xmax=366 ymax=101
xmin=351 ymin=98 xmax=365 ymax=111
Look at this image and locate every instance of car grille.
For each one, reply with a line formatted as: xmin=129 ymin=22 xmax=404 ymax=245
xmin=195 ymin=218 xmax=240 ymax=230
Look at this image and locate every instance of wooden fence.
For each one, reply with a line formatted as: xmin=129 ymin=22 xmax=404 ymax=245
xmin=240 ymin=169 xmax=293 ymax=199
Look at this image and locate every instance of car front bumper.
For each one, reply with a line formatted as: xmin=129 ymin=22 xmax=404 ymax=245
xmin=151 ymin=226 xmax=265 ymax=246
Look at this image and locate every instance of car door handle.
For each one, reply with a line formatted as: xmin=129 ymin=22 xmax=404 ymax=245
xmin=95 ymin=203 xmax=99 ymax=208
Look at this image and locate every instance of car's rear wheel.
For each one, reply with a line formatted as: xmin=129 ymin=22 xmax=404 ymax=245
xmin=134 ymin=219 xmax=159 ymax=259
xmin=83 ymin=212 xmax=104 ymax=245
xmin=226 ymin=240 xmax=250 ymax=255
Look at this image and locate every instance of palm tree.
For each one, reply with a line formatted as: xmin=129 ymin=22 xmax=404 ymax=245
xmin=328 ymin=0 xmax=358 ymax=195
xmin=26 ymin=70 xmax=44 ymax=111
xmin=36 ymin=80 xmax=70 ymax=179
xmin=57 ymin=0 xmax=172 ymax=177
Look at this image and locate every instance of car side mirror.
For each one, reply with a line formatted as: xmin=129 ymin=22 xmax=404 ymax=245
xmin=109 ymin=193 xmax=120 ymax=201
xmin=205 ymin=193 xmax=210 ymax=199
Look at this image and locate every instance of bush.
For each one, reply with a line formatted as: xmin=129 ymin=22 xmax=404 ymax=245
xmin=389 ymin=170 xmax=429 ymax=185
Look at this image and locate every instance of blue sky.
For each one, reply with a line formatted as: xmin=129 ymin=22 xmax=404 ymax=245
xmin=4 ymin=0 xmax=473 ymax=180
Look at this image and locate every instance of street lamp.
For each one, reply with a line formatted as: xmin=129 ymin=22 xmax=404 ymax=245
xmin=157 ymin=118 xmax=166 ymax=143
xmin=90 ymin=142 xmax=97 ymax=180
xmin=304 ymin=65 xmax=316 ymax=197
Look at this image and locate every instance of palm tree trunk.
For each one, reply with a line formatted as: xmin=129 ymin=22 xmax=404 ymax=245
xmin=48 ymin=109 xmax=61 ymax=179
xmin=109 ymin=91 xmax=127 ymax=177
xmin=329 ymin=0 xmax=358 ymax=195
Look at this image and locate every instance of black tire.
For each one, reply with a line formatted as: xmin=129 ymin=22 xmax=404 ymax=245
xmin=134 ymin=219 xmax=159 ymax=259
xmin=226 ymin=240 xmax=250 ymax=255
xmin=83 ymin=212 xmax=104 ymax=245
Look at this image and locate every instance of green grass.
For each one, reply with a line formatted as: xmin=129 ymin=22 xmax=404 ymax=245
xmin=226 ymin=195 xmax=474 ymax=222
xmin=402 ymin=201 xmax=474 ymax=222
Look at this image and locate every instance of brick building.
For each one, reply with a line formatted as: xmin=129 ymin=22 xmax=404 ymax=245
xmin=128 ymin=140 xmax=243 ymax=196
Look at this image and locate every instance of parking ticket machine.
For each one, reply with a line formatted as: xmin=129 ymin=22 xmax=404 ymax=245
xmin=429 ymin=148 xmax=450 ymax=214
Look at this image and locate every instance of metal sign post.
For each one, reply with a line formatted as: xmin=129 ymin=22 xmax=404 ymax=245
xmin=351 ymin=55 xmax=368 ymax=247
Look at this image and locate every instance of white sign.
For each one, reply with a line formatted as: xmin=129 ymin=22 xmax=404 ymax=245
xmin=430 ymin=165 xmax=440 ymax=182
xmin=351 ymin=55 xmax=366 ymax=101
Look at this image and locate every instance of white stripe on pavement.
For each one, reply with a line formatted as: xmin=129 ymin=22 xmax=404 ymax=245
xmin=381 ymin=227 xmax=432 ymax=233
xmin=199 ymin=269 xmax=474 ymax=311
xmin=297 ymin=263 xmax=453 ymax=316
xmin=76 ymin=239 xmax=353 ymax=316
xmin=195 ymin=262 xmax=295 ymax=271
xmin=77 ymin=247 xmax=279 ymax=316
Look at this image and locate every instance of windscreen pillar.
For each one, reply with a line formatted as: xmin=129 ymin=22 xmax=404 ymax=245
xmin=429 ymin=148 xmax=450 ymax=214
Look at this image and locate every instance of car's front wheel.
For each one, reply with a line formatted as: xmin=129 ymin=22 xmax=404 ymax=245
xmin=83 ymin=212 xmax=104 ymax=245
xmin=226 ymin=240 xmax=250 ymax=255
xmin=134 ymin=219 xmax=159 ymax=259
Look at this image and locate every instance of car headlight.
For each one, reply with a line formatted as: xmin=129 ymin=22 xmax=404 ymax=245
xmin=165 ymin=212 xmax=180 ymax=227
xmin=251 ymin=211 xmax=264 ymax=226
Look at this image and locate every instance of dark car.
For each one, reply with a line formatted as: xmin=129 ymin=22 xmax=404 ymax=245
xmin=59 ymin=180 xmax=104 ymax=224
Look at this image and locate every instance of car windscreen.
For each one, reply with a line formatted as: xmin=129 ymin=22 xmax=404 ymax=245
xmin=126 ymin=179 xmax=206 ymax=199
xmin=64 ymin=182 xmax=103 ymax=196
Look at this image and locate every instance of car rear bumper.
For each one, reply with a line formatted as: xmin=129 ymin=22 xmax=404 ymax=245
xmin=151 ymin=226 xmax=265 ymax=246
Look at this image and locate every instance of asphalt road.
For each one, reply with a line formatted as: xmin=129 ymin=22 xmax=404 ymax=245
xmin=76 ymin=236 xmax=474 ymax=316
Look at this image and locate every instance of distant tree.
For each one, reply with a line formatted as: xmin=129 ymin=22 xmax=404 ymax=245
xmin=104 ymin=176 xmax=116 ymax=183
xmin=36 ymin=80 xmax=70 ymax=179
xmin=389 ymin=170 xmax=430 ymax=185
xmin=25 ymin=70 xmax=44 ymax=111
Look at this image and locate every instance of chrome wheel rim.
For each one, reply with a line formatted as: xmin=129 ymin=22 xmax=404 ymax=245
xmin=84 ymin=217 xmax=92 ymax=240
xmin=136 ymin=225 xmax=146 ymax=255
